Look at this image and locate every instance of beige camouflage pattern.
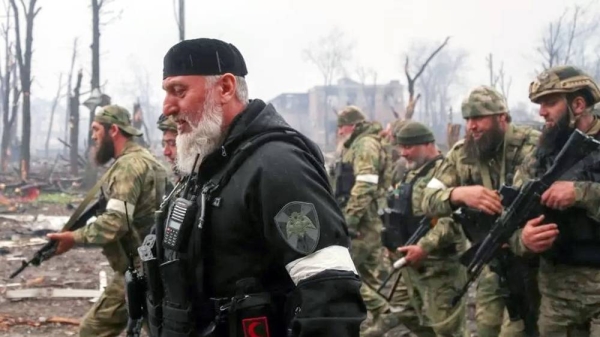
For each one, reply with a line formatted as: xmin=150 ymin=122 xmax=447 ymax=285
xmin=342 ymin=121 xmax=393 ymax=317
xmin=461 ymin=86 xmax=509 ymax=119
xmin=510 ymin=118 xmax=600 ymax=336
xmin=420 ymin=124 xmax=539 ymax=337
xmin=72 ymin=141 xmax=167 ymax=336
xmin=421 ymin=124 xmax=540 ymax=218
xmin=528 ymin=65 xmax=600 ymax=104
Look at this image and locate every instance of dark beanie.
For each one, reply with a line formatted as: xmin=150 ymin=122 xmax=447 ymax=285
xmin=394 ymin=121 xmax=435 ymax=145
xmin=163 ymin=38 xmax=248 ymax=79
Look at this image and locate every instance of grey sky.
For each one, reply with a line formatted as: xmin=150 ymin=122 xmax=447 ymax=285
xmin=27 ymin=0 xmax=587 ymax=119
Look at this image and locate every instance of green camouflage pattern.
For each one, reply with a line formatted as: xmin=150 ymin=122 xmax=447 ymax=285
xmin=157 ymin=114 xmax=177 ymax=132
xmin=391 ymin=157 xmax=408 ymax=187
xmin=342 ymin=121 xmax=393 ymax=315
xmin=421 ymin=124 xmax=540 ymax=218
xmin=529 ymin=65 xmax=600 ymax=105
xmin=72 ymin=141 xmax=168 ymax=273
xmin=461 ymin=86 xmax=509 ymax=119
xmin=94 ymin=105 xmax=143 ymax=137
xmin=338 ymin=105 xmax=367 ymax=126
xmin=405 ymin=158 xmax=468 ymax=337
xmin=79 ymin=274 xmax=128 ymax=337
xmin=420 ymin=124 xmax=539 ymax=337
xmin=510 ymin=118 xmax=600 ymax=335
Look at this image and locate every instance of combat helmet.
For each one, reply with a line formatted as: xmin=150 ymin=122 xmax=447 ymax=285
xmin=461 ymin=85 xmax=509 ymax=119
xmin=529 ymin=66 xmax=600 ymax=105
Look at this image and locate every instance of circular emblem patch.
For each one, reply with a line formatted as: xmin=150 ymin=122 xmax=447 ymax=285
xmin=274 ymin=202 xmax=320 ymax=254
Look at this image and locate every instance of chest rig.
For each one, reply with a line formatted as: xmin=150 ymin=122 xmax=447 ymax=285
xmin=381 ymin=155 xmax=442 ymax=250
xmin=137 ymin=129 xmax=320 ymax=337
xmin=334 ymin=160 xmax=355 ymax=208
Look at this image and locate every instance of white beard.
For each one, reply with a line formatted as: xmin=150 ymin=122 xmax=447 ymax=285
xmin=176 ymin=98 xmax=224 ymax=175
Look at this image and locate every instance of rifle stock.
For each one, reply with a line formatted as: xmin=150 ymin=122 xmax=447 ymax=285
xmin=452 ymin=129 xmax=600 ymax=305
xmin=9 ymin=198 xmax=102 ymax=279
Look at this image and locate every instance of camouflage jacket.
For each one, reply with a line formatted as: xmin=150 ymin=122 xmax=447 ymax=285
xmin=392 ymin=155 xmax=466 ymax=257
xmin=510 ymin=118 xmax=600 ymax=256
xmin=342 ymin=121 xmax=393 ymax=236
xmin=421 ymin=124 xmax=540 ymax=217
xmin=73 ymin=140 xmax=168 ymax=273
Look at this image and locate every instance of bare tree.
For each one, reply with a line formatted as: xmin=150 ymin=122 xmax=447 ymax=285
xmin=10 ymin=0 xmax=40 ymax=180
xmin=173 ymin=0 xmax=184 ymax=41
xmin=404 ymin=36 xmax=450 ymax=120
xmin=63 ymin=38 xmax=78 ymax=156
xmin=536 ymin=3 xmax=600 ymax=72
xmin=303 ymin=28 xmax=353 ymax=147
xmin=355 ymin=66 xmax=377 ymax=119
xmin=45 ymin=73 xmax=64 ymax=157
xmin=0 ymin=1 xmax=16 ymax=172
xmin=415 ymin=44 xmax=468 ymax=137
xmin=486 ymin=54 xmax=513 ymax=103
xmin=69 ymin=70 xmax=83 ymax=175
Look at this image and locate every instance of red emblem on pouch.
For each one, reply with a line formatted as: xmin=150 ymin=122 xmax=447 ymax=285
xmin=242 ymin=316 xmax=270 ymax=337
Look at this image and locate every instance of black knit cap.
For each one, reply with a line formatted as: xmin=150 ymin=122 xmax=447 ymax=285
xmin=163 ymin=38 xmax=248 ymax=79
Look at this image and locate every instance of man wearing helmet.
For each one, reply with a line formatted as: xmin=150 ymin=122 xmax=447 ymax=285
xmin=421 ymin=86 xmax=540 ymax=337
xmin=334 ymin=106 xmax=393 ymax=329
xmin=511 ymin=66 xmax=600 ymax=336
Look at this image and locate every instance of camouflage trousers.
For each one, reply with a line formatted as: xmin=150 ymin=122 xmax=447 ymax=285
xmin=405 ymin=257 xmax=468 ymax=337
xmin=79 ymin=273 xmax=128 ymax=337
xmin=537 ymin=259 xmax=600 ymax=337
xmin=363 ymin=251 xmax=467 ymax=337
xmin=351 ymin=238 xmax=390 ymax=316
xmin=476 ymin=265 xmax=526 ymax=337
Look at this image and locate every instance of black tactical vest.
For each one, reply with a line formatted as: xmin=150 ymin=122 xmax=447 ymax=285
xmin=381 ymin=156 xmax=442 ymax=250
xmin=334 ymin=161 xmax=355 ymax=208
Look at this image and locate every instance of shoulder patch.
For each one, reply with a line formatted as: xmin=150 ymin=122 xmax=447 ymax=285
xmin=274 ymin=202 xmax=320 ymax=255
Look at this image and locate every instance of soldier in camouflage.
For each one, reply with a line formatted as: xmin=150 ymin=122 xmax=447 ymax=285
xmin=48 ymin=105 xmax=168 ymax=337
xmin=157 ymin=114 xmax=181 ymax=190
xmin=334 ymin=106 xmax=393 ymax=326
xmin=365 ymin=121 xmax=468 ymax=337
xmin=509 ymin=66 xmax=600 ymax=336
xmin=421 ymin=86 xmax=540 ymax=337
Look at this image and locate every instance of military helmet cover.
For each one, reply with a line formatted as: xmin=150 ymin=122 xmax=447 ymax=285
xmin=461 ymin=85 xmax=509 ymax=118
xmin=157 ymin=114 xmax=177 ymax=132
xmin=337 ymin=105 xmax=366 ymax=127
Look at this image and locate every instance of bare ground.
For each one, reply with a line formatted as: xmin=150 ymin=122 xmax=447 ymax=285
xmin=0 ymin=203 xmax=476 ymax=337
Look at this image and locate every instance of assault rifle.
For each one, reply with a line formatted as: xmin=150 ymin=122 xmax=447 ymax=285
xmin=377 ymin=216 xmax=434 ymax=301
xmin=9 ymin=195 xmax=104 ymax=279
xmin=453 ymin=129 xmax=600 ymax=307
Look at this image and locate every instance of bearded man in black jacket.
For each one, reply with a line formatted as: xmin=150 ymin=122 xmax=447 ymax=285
xmin=138 ymin=38 xmax=366 ymax=337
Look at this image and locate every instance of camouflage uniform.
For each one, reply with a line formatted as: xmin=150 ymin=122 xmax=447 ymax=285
xmin=73 ymin=105 xmax=168 ymax=337
xmin=336 ymin=106 xmax=393 ymax=321
xmin=156 ymin=114 xmax=180 ymax=190
xmin=366 ymin=122 xmax=468 ymax=337
xmin=421 ymin=87 xmax=540 ymax=337
xmin=510 ymin=66 xmax=600 ymax=337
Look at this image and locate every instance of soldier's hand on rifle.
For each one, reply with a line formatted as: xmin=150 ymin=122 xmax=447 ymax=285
xmin=46 ymin=232 xmax=76 ymax=255
xmin=397 ymin=245 xmax=427 ymax=266
xmin=450 ymin=185 xmax=502 ymax=215
xmin=541 ymin=181 xmax=576 ymax=210
xmin=521 ymin=215 xmax=559 ymax=253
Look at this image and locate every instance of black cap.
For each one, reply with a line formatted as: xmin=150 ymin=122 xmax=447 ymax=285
xmin=163 ymin=38 xmax=248 ymax=79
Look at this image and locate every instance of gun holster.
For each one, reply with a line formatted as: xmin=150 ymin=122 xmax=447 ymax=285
xmin=125 ymin=268 xmax=146 ymax=320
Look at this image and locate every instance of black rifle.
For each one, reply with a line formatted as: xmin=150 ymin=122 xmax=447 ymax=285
xmin=452 ymin=129 xmax=600 ymax=308
xmin=377 ymin=216 xmax=433 ymax=301
xmin=9 ymin=196 xmax=104 ymax=279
